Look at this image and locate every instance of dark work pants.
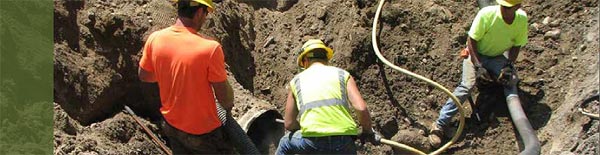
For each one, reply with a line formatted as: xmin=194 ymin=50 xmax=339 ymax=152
xmin=162 ymin=119 xmax=235 ymax=154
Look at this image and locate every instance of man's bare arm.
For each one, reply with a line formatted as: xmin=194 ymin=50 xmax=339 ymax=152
xmin=508 ymin=46 xmax=521 ymax=64
xmin=346 ymin=76 xmax=373 ymax=132
xmin=284 ymin=91 xmax=300 ymax=131
xmin=138 ymin=67 xmax=157 ymax=83
xmin=211 ymin=80 xmax=234 ymax=112
xmin=467 ymin=37 xmax=482 ymax=67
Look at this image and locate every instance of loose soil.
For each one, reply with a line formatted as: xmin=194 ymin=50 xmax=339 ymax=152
xmin=54 ymin=0 xmax=599 ymax=154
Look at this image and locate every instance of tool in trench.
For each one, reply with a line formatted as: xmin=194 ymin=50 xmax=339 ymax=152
xmin=125 ymin=104 xmax=261 ymax=155
xmin=123 ymin=106 xmax=172 ymax=155
xmin=468 ymin=95 xmax=483 ymax=122
xmin=371 ymin=0 xmax=465 ymax=154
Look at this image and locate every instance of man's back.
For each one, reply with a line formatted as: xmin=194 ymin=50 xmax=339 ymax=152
xmin=290 ymin=65 xmax=358 ymax=137
xmin=140 ymin=25 xmax=227 ymax=135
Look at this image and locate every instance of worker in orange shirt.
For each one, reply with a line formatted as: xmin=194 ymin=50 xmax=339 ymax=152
xmin=138 ymin=0 xmax=235 ymax=154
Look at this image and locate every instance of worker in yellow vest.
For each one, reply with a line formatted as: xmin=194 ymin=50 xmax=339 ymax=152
xmin=276 ymin=39 xmax=380 ymax=155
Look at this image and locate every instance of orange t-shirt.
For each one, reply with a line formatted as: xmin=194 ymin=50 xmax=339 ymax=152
xmin=139 ymin=26 xmax=227 ymax=135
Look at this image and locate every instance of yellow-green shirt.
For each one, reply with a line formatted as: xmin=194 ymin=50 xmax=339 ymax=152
xmin=468 ymin=5 xmax=528 ymax=57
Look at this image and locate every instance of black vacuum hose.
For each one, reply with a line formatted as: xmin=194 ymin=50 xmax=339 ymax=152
xmin=216 ymin=104 xmax=261 ymax=154
xmin=507 ymin=96 xmax=541 ymax=155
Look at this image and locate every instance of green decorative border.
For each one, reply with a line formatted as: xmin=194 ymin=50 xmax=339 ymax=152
xmin=0 ymin=0 xmax=53 ymax=154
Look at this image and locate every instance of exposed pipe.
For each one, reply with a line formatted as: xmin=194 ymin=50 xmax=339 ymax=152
xmin=216 ymin=104 xmax=261 ymax=154
xmin=238 ymin=108 xmax=285 ymax=154
xmin=371 ymin=0 xmax=466 ymax=154
xmin=506 ymin=96 xmax=541 ymax=155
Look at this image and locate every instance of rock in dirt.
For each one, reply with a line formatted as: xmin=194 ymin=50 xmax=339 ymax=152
xmin=549 ymin=19 xmax=561 ymax=27
xmin=391 ymin=129 xmax=432 ymax=154
xmin=531 ymin=23 xmax=541 ymax=32
xmin=544 ymin=29 xmax=561 ymax=39
xmin=543 ymin=16 xmax=552 ymax=25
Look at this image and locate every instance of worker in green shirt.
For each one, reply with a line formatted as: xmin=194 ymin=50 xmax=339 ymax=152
xmin=429 ymin=0 xmax=528 ymax=147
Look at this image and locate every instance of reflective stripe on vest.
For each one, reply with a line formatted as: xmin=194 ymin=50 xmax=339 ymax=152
xmin=295 ymin=70 xmax=349 ymax=117
xmin=290 ymin=66 xmax=358 ymax=137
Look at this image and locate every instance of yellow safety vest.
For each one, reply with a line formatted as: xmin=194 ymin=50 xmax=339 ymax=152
xmin=290 ymin=65 xmax=358 ymax=137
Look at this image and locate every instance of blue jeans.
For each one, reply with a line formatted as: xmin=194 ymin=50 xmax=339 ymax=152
xmin=436 ymin=54 xmax=519 ymax=127
xmin=276 ymin=131 xmax=357 ymax=155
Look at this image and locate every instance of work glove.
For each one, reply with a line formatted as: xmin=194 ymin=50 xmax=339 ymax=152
xmin=358 ymin=129 xmax=382 ymax=146
xmin=498 ymin=63 xmax=518 ymax=87
xmin=475 ymin=65 xmax=494 ymax=83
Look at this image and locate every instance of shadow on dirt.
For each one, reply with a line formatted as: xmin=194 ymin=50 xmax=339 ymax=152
xmin=468 ymin=82 xmax=550 ymax=131
xmin=56 ymin=0 xmax=84 ymax=51
xmin=215 ymin=8 xmax=257 ymax=92
xmin=448 ymin=82 xmax=550 ymax=149
xmin=437 ymin=81 xmax=550 ymax=154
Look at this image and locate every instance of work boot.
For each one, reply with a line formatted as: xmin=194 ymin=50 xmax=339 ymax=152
xmin=428 ymin=122 xmax=444 ymax=148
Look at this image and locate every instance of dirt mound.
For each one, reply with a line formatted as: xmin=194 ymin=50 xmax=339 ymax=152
xmin=54 ymin=103 xmax=166 ymax=155
xmin=54 ymin=0 xmax=598 ymax=154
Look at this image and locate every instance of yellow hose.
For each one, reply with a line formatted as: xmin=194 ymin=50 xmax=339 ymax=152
xmin=371 ymin=0 xmax=466 ymax=154
xmin=380 ymin=138 xmax=427 ymax=155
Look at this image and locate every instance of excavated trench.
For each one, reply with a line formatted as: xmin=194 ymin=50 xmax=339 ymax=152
xmin=54 ymin=0 xmax=598 ymax=154
xmin=54 ymin=0 xmax=266 ymax=123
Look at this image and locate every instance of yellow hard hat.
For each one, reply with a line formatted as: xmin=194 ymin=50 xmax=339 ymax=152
xmin=297 ymin=39 xmax=334 ymax=68
xmin=174 ymin=0 xmax=215 ymax=13
xmin=496 ymin=0 xmax=522 ymax=7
